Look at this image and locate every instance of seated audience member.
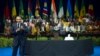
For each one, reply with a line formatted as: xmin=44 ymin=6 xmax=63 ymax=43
xmin=45 ymin=22 xmax=50 ymax=33
xmin=69 ymin=22 xmax=76 ymax=33
xmin=4 ymin=19 xmax=11 ymax=35
xmin=31 ymin=24 xmax=38 ymax=36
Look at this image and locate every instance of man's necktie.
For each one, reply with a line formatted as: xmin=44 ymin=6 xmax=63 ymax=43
xmin=17 ymin=23 xmax=20 ymax=28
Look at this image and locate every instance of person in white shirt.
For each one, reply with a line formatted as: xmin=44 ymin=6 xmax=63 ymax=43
xmin=69 ymin=22 xmax=76 ymax=33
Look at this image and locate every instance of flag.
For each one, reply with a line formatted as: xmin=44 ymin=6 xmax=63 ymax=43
xmin=51 ymin=0 xmax=57 ymax=23
xmin=12 ymin=0 xmax=17 ymax=17
xmin=74 ymin=0 xmax=79 ymax=18
xmin=28 ymin=0 xmax=33 ymax=17
xmin=58 ymin=0 xmax=64 ymax=18
xmin=19 ymin=0 xmax=24 ymax=18
xmin=80 ymin=0 xmax=86 ymax=17
xmin=88 ymin=4 xmax=94 ymax=16
xmin=43 ymin=0 xmax=48 ymax=19
xmin=66 ymin=0 xmax=72 ymax=17
xmin=35 ymin=0 xmax=40 ymax=17
xmin=4 ymin=4 xmax=10 ymax=19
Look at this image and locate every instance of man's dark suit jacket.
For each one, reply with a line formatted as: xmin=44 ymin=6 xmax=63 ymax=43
xmin=11 ymin=23 xmax=28 ymax=46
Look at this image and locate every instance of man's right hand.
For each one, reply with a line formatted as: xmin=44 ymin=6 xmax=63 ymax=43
xmin=16 ymin=28 xmax=20 ymax=32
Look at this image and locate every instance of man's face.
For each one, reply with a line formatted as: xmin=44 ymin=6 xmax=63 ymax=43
xmin=16 ymin=16 xmax=22 ymax=23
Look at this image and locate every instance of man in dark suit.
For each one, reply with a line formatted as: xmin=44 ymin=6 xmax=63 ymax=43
xmin=11 ymin=16 xmax=28 ymax=56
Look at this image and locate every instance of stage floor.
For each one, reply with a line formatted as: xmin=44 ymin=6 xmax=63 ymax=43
xmin=0 ymin=46 xmax=100 ymax=56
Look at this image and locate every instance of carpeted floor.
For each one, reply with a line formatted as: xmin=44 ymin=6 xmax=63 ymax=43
xmin=0 ymin=46 xmax=100 ymax=56
xmin=92 ymin=46 xmax=100 ymax=56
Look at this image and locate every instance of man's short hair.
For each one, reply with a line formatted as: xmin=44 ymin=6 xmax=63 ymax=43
xmin=16 ymin=16 xmax=22 ymax=20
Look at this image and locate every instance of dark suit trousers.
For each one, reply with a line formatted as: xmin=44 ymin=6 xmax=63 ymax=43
xmin=12 ymin=37 xmax=26 ymax=56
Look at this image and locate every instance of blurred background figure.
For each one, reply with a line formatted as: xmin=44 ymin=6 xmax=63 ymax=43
xmin=4 ymin=19 xmax=11 ymax=36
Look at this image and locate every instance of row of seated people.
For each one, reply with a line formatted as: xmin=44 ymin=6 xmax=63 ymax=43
xmin=3 ymin=19 xmax=100 ymax=39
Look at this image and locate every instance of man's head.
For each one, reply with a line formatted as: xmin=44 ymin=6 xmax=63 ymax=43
xmin=16 ymin=16 xmax=22 ymax=23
